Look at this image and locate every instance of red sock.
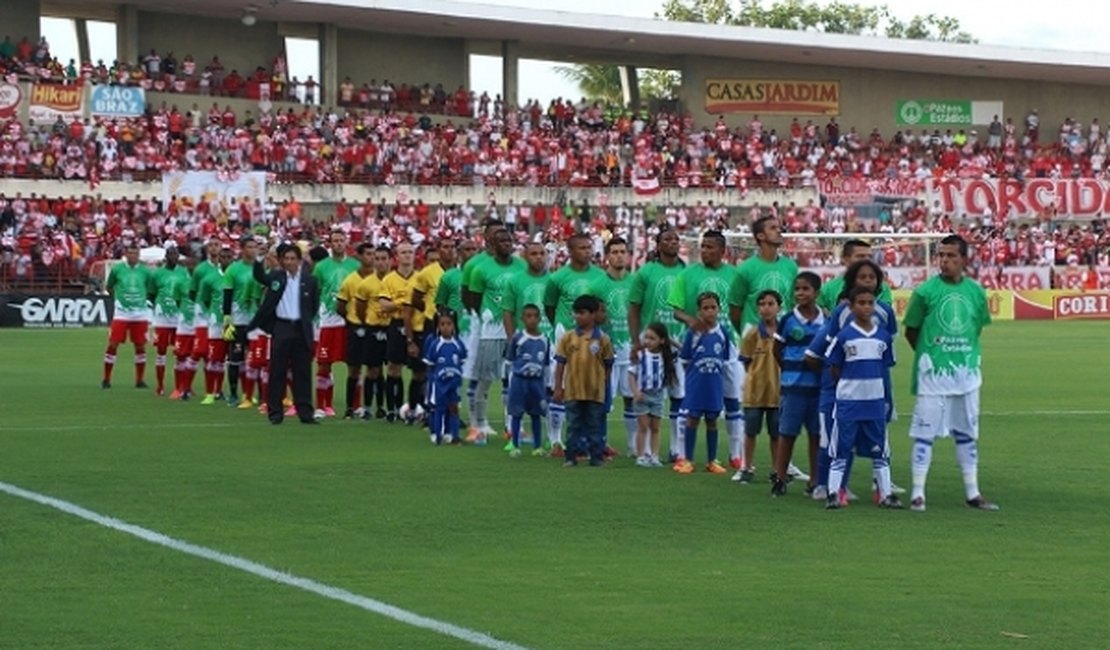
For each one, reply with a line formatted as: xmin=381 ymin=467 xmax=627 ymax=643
xmin=242 ymin=375 xmax=255 ymax=402
xmin=156 ymin=362 xmax=166 ymax=391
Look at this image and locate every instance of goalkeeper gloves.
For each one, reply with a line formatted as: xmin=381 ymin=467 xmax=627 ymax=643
xmin=222 ymin=316 xmax=236 ymax=342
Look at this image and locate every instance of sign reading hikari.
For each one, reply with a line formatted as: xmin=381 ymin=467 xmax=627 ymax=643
xmin=705 ymin=79 xmax=839 ymax=115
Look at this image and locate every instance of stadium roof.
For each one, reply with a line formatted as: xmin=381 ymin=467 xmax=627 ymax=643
xmin=62 ymin=0 xmax=1110 ymax=84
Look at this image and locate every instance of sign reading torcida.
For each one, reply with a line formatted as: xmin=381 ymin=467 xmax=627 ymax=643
xmin=705 ymin=79 xmax=839 ymax=115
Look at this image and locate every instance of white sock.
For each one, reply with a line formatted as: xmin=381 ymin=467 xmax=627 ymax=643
xmin=475 ymin=379 xmax=492 ymax=428
xmin=624 ymin=410 xmax=638 ymax=456
xmin=670 ymin=411 xmax=684 ymax=457
xmin=873 ymin=458 xmax=892 ymax=499
xmin=828 ymin=457 xmax=847 ymax=494
xmin=954 ymin=433 xmax=980 ymax=500
xmin=726 ymin=417 xmax=743 ymax=463
xmin=911 ymin=438 xmax=933 ymax=502
xmin=548 ymin=402 xmax=565 ymax=446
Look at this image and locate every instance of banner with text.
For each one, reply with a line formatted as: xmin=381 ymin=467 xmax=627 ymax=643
xmin=818 ymin=177 xmax=924 ymax=204
xmin=161 ymin=171 xmax=267 ymax=209
xmin=0 ymin=293 xmax=113 ymax=328
xmin=705 ymin=79 xmax=839 ymax=115
xmin=0 ymin=81 xmax=22 ymax=119
xmin=896 ymin=100 xmax=1003 ymax=126
xmin=1053 ymin=266 xmax=1110 ymax=289
xmin=90 ymin=85 xmax=145 ymax=117
xmin=924 ymin=177 xmax=1110 ymax=220
xmin=28 ymin=82 xmax=84 ymax=122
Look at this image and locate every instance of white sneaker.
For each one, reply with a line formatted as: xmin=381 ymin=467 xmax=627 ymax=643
xmin=891 ymin=482 xmax=907 ymax=494
xmin=787 ymin=463 xmax=810 ymax=482
xmin=636 ymin=456 xmax=651 ymax=468
xmin=442 ymin=435 xmax=454 ymax=445
xmin=479 ymin=424 xmax=498 ymax=438
xmin=649 ymin=455 xmax=664 ymax=467
xmin=845 ymin=489 xmax=859 ymax=502
xmin=313 ymin=408 xmax=326 ymax=421
xmin=731 ymin=470 xmax=745 ymax=482
xmin=429 ymin=434 xmax=437 ymax=444
xmin=810 ymin=485 xmax=828 ymax=500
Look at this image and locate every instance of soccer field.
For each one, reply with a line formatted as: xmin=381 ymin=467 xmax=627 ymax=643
xmin=1 ymin=322 xmax=1108 ymax=649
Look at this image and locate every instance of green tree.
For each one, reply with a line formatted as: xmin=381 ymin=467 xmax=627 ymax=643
xmin=657 ymin=0 xmax=976 ymax=43
xmin=554 ymin=64 xmax=681 ymax=106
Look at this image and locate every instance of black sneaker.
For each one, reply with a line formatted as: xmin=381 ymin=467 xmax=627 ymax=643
xmin=966 ymin=496 xmax=1000 ymax=511
xmin=344 ymin=408 xmax=355 ymax=420
xmin=101 ymin=380 xmax=111 ymax=389
xmin=768 ymin=470 xmax=777 ymax=484
xmin=771 ymin=479 xmax=787 ymax=497
xmin=562 ymin=459 xmax=578 ymax=468
xmin=738 ymin=469 xmax=754 ymax=484
xmin=360 ymin=409 xmax=372 ymax=421
xmin=136 ymin=381 xmax=149 ymax=389
xmin=386 ymin=411 xmax=398 ymax=423
xmin=588 ymin=458 xmax=605 ymax=467
xmin=803 ymin=483 xmax=817 ymax=498
xmin=878 ymin=495 xmax=904 ymax=509
xmin=826 ymin=494 xmax=841 ymax=510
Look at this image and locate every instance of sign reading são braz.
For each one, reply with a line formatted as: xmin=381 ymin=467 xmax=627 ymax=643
xmin=0 ymin=294 xmax=113 ymax=328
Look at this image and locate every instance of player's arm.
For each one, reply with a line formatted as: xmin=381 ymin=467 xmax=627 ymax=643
xmin=668 ymin=275 xmax=700 ymax=331
xmin=502 ymin=284 xmax=517 ymax=340
xmin=826 ymin=335 xmax=845 ymax=382
xmin=903 ymin=289 xmax=925 ymax=351
xmin=728 ymin=274 xmax=748 ymax=334
xmin=354 ymin=280 xmax=371 ymax=323
xmin=336 ymin=276 xmax=352 ymax=320
xmin=553 ymin=336 xmax=567 ymax=402
xmin=253 ymin=258 xmax=269 ymax=285
xmin=543 ymin=276 xmax=558 ymax=326
xmin=627 ymin=272 xmax=645 ymax=358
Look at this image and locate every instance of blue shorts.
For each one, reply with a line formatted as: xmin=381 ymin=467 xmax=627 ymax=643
xmin=429 ymin=377 xmax=460 ymax=409
xmin=684 ymin=410 xmax=721 ymax=421
xmin=830 ymin=419 xmax=888 ymax=460
xmin=507 ymin=375 xmax=547 ymax=417
xmin=743 ymin=407 xmax=779 ymax=437
xmin=778 ymin=391 xmax=820 ymax=438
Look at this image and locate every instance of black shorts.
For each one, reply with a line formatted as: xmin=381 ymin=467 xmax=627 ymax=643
xmin=367 ymin=325 xmax=388 ymax=367
xmin=345 ymin=324 xmax=374 ymax=366
xmin=386 ymin=320 xmax=427 ymax=370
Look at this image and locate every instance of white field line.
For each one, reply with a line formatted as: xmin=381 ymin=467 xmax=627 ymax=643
xmin=981 ymin=410 xmax=1110 ymax=416
xmin=0 ymin=423 xmax=237 ymax=432
xmin=0 ymin=481 xmax=531 ymax=650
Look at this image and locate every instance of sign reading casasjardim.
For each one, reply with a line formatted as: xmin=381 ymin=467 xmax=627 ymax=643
xmin=705 ymin=79 xmax=839 ymax=115
xmin=896 ymin=100 xmax=973 ymax=126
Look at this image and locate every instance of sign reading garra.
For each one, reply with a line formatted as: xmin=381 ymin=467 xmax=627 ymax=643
xmin=705 ymin=79 xmax=839 ymax=115
xmin=0 ymin=294 xmax=113 ymax=328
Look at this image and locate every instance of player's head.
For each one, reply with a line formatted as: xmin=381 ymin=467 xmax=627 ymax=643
xmin=696 ymin=291 xmax=720 ymax=324
xmin=793 ymin=271 xmax=821 ymax=308
xmin=373 ymin=245 xmax=392 ymax=274
xmin=522 ymin=304 xmax=541 ymax=333
xmin=437 ymin=238 xmax=457 ymax=267
xmin=841 ymin=239 xmax=872 ymax=266
xmin=700 ymin=230 xmax=726 ymax=266
xmin=180 ymin=253 xmax=196 ymax=272
xmin=842 ymin=259 xmax=884 ymax=300
xmin=848 ymin=286 xmax=876 ymax=323
xmin=656 ymin=228 xmax=682 ymax=262
xmin=124 ymin=242 xmax=140 ymax=266
xmin=642 ymin=322 xmax=669 ymax=353
xmin=756 ymin=289 xmax=782 ymax=321
xmin=277 ymin=242 xmax=302 ymax=274
xmin=219 ymin=245 xmax=236 ymax=268
xmin=752 ymin=216 xmax=783 ymax=248
xmin=482 ymin=219 xmax=506 ymax=251
xmin=567 ymin=233 xmax=592 ymax=265
xmin=164 ymin=245 xmax=179 ymax=266
xmin=205 ymin=238 xmax=221 ymax=259
xmin=937 ymin=234 xmax=969 ymax=280
xmin=240 ymin=236 xmax=258 ymax=261
xmin=395 ymin=242 xmax=414 ymax=267
xmin=329 ymin=230 xmax=348 ymax=255
xmin=524 ymin=241 xmax=546 ymax=273
xmin=605 ymin=236 xmax=628 ymax=271
xmin=572 ymin=294 xmax=600 ymax=329
xmin=308 ymin=245 xmax=329 ymax=268
xmin=458 ymin=238 xmax=478 ymax=264
xmin=356 ymin=242 xmax=374 ymax=268
xmin=436 ymin=309 xmax=457 ymax=337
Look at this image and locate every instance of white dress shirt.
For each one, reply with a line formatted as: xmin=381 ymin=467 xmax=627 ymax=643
xmin=276 ymin=271 xmax=301 ymax=320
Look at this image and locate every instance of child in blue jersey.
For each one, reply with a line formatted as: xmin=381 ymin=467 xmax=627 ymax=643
xmin=423 ymin=310 xmax=468 ymax=446
xmin=674 ymin=293 xmax=731 ymax=475
xmin=629 ymin=323 xmax=678 ymax=467
xmin=804 ymin=318 xmax=837 ymax=502
xmin=771 ymin=272 xmax=823 ymax=497
xmin=506 ymin=305 xmax=550 ymax=458
xmin=824 ymin=287 xmax=902 ymax=510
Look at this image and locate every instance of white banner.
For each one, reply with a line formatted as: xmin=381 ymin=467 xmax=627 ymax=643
xmin=925 ymin=177 xmax=1110 ymax=220
xmin=161 ymin=171 xmax=266 ymax=210
xmin=802 ymin=266 xmax=930 ymax=290
xmin=971 ymin=265 xmax=1052 ymax=290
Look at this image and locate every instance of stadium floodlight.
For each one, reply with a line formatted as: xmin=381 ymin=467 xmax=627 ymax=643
xmin=241 ymin=7 xmax=258 ymax=26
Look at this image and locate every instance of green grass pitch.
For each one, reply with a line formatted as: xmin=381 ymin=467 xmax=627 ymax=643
xmin=1 ymin=322 xmax=1108 ymax=649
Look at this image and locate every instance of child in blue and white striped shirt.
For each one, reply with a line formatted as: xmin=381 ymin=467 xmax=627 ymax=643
xmin=629 ymin=323 xmax=678 ymax=467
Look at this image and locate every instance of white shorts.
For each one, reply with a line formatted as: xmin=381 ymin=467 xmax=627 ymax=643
xmin=611 ymin=360 xmax=633 ymax=400
xmin=721 ymin=358 xmax=744 ymax=402
xmin=461 ymin=325 xmax=481 ymax=380
xmin=908 ymin=390 xmax=980 ymax=441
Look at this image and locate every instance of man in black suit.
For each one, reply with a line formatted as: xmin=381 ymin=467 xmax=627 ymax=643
xmin=246 ymin=243 xmax=320 ymax=424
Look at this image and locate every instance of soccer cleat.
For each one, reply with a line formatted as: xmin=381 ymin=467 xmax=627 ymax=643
xmin=768 ymin=470 xmax=778 ymax=484
xmin=845 ymin=489 xmax=859 ymax=503
xmin=878 ymin=495 xmax=905 ymax=509
xmin=283 ymin=397 xmax=294 ymax=408
xmin=344 ymin=408 xmax=355 ymax=420
xmin=323 ymin=407 xmax=336 ymax=418
xmin=101 ymin=380 xmax=111 ymax=389
xmin=237 ymin=398 xmax=255 ymax=410
xmin=214 ymin=392 xmax=225 ymax=401
xmin=786 ymin=463 xmax=809 ymax=482
xmin=910 ymin=497 xmax=927 ymax=512
xmin=891 ymin=482 xmax=907 ymax=495
xmin=826 ymin=494 xmax=841 ymax=510
xmin=673 ymin=459 xmax=695 ymax=474
xmin=508 ymin=447 xmax=522 ymax=458
xmin=285 ymin=406 xmax=297 ymax=417
xmin=729 ymin=456 xmax=743 ymax=470
xmin=706 ymin=460 xmax=727 ymax=474
xmin=562 ymin=459 xmax=578 ymax=468
xmin=168 ymin=390 xmax=183 ymax=400
xmin=180 ymin=391 xmax=191 ymax=401
xmin=136 ymin=381 xmax=149 ymax=389
xmin=771 ymin=479 xmax=787 ymax=497
xmin=226 ymin=395 xmax=240 ymax=408
xmin=636 ymin=456 xmax=652 ymax=468
xmin=838 ymin=489 xmax=850 ymax=507
xmin=810 ymin=485 xmax=828 ymax=501
xmin=465 ymin=426 xmax=482 ymax=444
xmin=360 ymin=410 xmax=372 ymax=421
xmin=313 ymin=409 xmax=327 ymax=421
xmin=375 ymin=408 xmax=387 ymax=420
xmin=966 ymin=496 xmax=1000 ymax=511
xmin=550 ymin=443 xmax=565 ymax=458
xmin=531 ymin=447 xmax=548 ymax=457
xmin=479 ymin=424 xmax=498 ymax=439
xmin=200 ymin=395 xmax=216 ymax=406
xmin=667 ymin=451 xmax=679 ymax=464
xmin=736 ymin=469 xmax=755 ymax=484
xmin=155 ymin=388 xmax=165 ymax=397
xmin=258 ymin=404 xmax=268 ymax=415
xmin=503 ymin=440 xmax=516 ymax=452
xmin=649 ymin=456 xmax=664 ymax=467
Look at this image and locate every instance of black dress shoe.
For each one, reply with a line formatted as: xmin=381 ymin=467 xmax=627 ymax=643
xmin=300 ymin=419 xmax=320 ymax=425
xmin=269 ymin=417 xmax=283 ymax=425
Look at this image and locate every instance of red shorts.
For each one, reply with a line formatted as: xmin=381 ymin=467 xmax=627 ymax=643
xmin=316 ymin=326 xmax=347 ymax=364
xmin=154 ymin=326 xmax=176 ymax=351
xmin=193 ymin=328 xmax=210 ymax=359
xmin=174 ymin=334 xmax=195 ymax=358
xmin=208 ymin=338 xmax=228 ymax=361
xmin=248 ymin=335 xmax=270 ymax=369
xmin=109 ymin=320 xmax=148 ymax=345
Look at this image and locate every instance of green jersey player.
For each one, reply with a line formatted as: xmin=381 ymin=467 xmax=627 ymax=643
xmin=102 ymin=242 xmax=154 ymax=389
xmin=311 ymin=231 xmax=360 ymax=416
xmin=728 ymin=216 xmax=798 ymax=334
xmin=150 ymin=245 xmax=189 ymax=395
xmin=591 ymin=237 xmax=636 ymax=455
xmin=817 ymin=238 xmax=894 ymax=312
xmin=222 ymin=237 xmax=262 ymax=407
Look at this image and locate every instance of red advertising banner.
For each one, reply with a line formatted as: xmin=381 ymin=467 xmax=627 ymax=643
xmin=29 ymin=81 xmax=83 ymax=122
xmin=925 ymin=177 xmax=1110 ymax=220
xmin=1053 ymin=293 xmax=1110 ymax=319
xmin=972 ymin=266 xmax=1052 ymax=290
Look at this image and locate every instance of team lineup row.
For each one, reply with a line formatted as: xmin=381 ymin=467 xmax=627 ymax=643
xmin=99 ymin=217 xmax=997 ymax=511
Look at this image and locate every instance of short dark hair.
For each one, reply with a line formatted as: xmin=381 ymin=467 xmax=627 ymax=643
xmin=752 ymin=216 xmax=776 ymax=239
xmin=572 ymin=294 xmax=600 ymax=313
xmin=277 ymin=243 xmax=302 ymax=259
xmin=841 ymin=238 xmax=871 ymax=258
xmin=848 ymin=286 xmax=876 ymax=302
xmin=702 ymin=230 xmax=726 ymax=248
xmin=841 ymin=260 xmax=885 ymax=301
xmin=795 ymin=270 xmax=822 ymax=291
xmin=756 ymin=289 xmax=782 ymax=305
xmin=696 ymin=291 xmax=720 ymax=307
xmin=605 ymin=236 xmax=627 ymax=253
xmin=940 ymin=234 xmax=969 ymax=257
xmin=522 ymin=303 xmax=541 ymax=315
xmin=567 ymin=233 xmax=592 ymax=248
xmin=356 ymin=242 xmax=374 ymax=255
xmin=308 ymin=245 xmax=329 ymax=264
